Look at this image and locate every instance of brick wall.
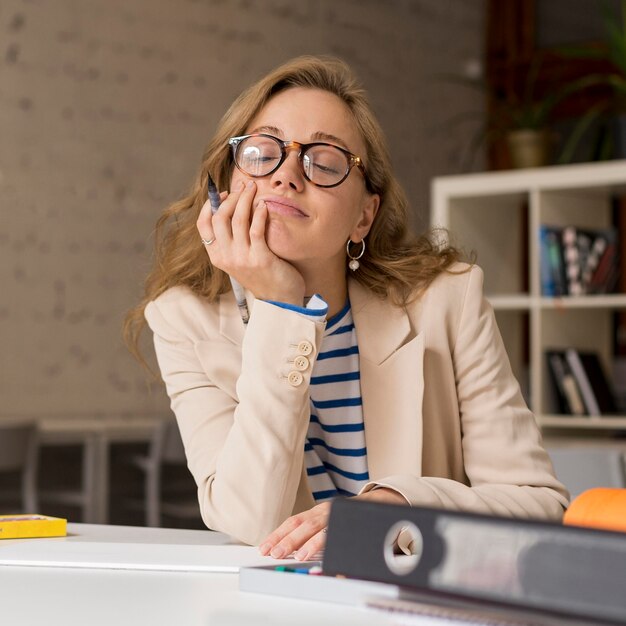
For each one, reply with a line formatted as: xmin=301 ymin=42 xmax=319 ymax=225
xmin=0 ymin=0 xmax=484 ymax=416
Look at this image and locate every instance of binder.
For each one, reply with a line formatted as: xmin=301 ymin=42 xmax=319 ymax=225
xmin=323 ymin=499 xmax=626 ymax=625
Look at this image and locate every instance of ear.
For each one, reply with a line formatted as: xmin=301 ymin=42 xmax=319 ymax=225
xmin=350 ymin=193 xmax=380 ymax=242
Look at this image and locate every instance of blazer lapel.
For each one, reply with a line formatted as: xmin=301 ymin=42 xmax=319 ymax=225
xmin=349 ymin=280 xmax=425 ymax=480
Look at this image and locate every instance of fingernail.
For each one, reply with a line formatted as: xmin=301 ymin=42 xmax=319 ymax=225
xmin=294 ymin=549 xmax=307 ymax=561
xmin=259 ymin=543 xmax=271 ymax=555
xmin=246 ymin=180 xmax=255 ymax=189
xmin=270 ymin=546 xmax=286 ymax=559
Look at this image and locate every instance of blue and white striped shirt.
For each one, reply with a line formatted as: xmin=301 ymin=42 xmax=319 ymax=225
xmin=304 ymin=302 xmax=369 ymax=502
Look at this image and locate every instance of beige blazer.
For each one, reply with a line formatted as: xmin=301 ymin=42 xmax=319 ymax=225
xmin=145 ymin=264 xmax=569 ymax=545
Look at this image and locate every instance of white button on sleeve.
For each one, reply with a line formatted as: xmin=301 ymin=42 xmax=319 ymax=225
xmin=293 ymin=356 xmax=310 ymax=371
xmin=287 ymin=371 xmax=304 ymax=387
xmin=298 ymin=341 xmax=313 ymax=356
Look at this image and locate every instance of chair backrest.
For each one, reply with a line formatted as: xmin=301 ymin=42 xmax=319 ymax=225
xmin=0 ymin=419 xmax=39 ymax=512
xmin=0 ymin=420 xmax=37 ymax=472
xmin=144 ymin=417 xmax=186 ymax=467
xmin=548 ymin=446 xmax=626 ymax=500
xmin=161 ymin=419 xmax=186 ymax=464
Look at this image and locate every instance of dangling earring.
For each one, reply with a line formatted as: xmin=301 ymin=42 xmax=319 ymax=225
xmin=346 ymin=239 xmax=365 ymax=271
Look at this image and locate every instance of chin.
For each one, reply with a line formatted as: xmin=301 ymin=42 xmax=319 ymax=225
xmin=265 ymin=222 xmax=302 ymax=261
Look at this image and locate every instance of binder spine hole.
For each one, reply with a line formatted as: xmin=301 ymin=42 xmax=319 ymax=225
xmin=383 ymin=521 xmax=423 ymax=576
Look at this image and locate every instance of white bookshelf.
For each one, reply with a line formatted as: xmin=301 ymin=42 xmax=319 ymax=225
xmin=431 ymin=160 xmax=626 ymax=434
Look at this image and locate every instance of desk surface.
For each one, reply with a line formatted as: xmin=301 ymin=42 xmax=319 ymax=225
xmin=0 ymin=524 xmax=407 ymax=626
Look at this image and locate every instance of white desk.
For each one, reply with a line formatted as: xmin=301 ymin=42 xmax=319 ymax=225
xmin=37 ymin=416 xmax=165 ymax=524
xmin=0 ymin=524 xmax=404 ymax=626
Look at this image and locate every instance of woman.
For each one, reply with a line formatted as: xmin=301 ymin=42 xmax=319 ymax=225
xmin=124 ymin=55 xmax=568 ymax=559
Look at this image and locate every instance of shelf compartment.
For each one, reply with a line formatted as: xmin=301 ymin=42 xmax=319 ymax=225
xmin=537 ymin=308 xmax=616 ymax=417
xmin=433 ymin=193 xmax=528 ymax=296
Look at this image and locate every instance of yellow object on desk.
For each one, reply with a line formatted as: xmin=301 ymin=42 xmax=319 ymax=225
xmin=0 ymin=515 xmax=67 ymax=540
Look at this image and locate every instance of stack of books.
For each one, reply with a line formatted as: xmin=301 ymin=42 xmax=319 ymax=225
xmin=539 ymin=225 xmax=619 ymax=296
xmin=546 ymin=349 xmax=617 ymax=416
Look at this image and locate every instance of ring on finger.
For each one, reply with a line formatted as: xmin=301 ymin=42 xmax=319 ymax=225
xmin=201 ymin=236 xmax=216 ymax=246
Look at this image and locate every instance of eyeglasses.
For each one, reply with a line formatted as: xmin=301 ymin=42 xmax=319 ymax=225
xmin=228 ymin=133 xmax=370 ymax=189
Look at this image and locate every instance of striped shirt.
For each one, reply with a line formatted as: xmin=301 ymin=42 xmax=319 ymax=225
xmin=304 ymin=302 xmax=369 ymax=502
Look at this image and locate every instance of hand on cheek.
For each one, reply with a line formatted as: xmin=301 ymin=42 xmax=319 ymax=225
xmin=196 ymin=180 xmax=305 ymax=305
xmin=258 ymin=502 xmax=331 ymax=561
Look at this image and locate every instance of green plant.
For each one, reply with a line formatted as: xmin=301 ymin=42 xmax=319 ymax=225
xmin=556 ymin=0 xmax=626 ymax=162
xmin=446 ymin=60 xmax=564 ymax=130
xmin=493 ymin=61 xmax=569 ymax=131
xmin=441 ymin=57 xmax=574 ymax=168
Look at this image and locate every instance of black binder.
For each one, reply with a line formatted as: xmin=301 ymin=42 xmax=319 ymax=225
xmin=323 ymin=499 xmax=626 ymax=625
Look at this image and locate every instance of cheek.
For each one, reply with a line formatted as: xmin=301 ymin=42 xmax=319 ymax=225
xmin=229 ymin=170 xmax=247 ymax=192
xmin=229 ymin=170 xmax=271 ymax=197
xmin=334 ymin=192 xmax=368 ymax=233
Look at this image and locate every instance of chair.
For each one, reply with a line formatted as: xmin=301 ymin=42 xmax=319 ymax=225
xmin=0 ymin=418 xmax=39 ymax=513
xmin=129 ymin=417 xmax=200 ymax=527
xmin=547 ymin=445 xmax=626 ymax=500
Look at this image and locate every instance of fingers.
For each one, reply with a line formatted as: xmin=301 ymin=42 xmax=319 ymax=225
xmin=259 ymin=502 xmax=330 ymax=561
xmin=249 ymin=200 xmax=268 ymax=248
xmin=210 ymin=182 xmax=240 ymax=244
xmin=231 ymin=180 xmax=256 ymax=248
xmin=197 ymin=197 xmax=216 ymax=244
xmin=291 ymin=527 xmax=327 ymax=561
xmin=196 ymin=180 xmax=257 ymax=254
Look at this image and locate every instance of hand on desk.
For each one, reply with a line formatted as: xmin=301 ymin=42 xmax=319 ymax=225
xmin=258 ymin=487 xmax=407 ymax=561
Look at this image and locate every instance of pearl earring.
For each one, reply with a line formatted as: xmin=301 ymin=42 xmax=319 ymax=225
xmin=346 ymin=239 xmax=366 ymax=271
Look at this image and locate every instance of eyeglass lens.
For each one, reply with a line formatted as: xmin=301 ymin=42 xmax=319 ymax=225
xmin=236 ymin=136 xmax=349 ymax=186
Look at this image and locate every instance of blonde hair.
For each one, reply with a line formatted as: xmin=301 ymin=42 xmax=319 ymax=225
xmin=124 ymin=55 xmax=460 ymax=363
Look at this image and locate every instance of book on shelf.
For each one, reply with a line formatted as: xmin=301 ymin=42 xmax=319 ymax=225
xmin=546 ymin=350 xmax=586 ymax=415
xmin=539 ymin=225 xmax=567 ymax=296
xmin=546 ymin=349 xmax=617 ymax=416
xmin=539 ymin=224 xmax=619 ymax=296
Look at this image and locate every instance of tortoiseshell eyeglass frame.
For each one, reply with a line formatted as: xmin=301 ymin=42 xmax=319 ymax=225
xmin=228 ymin=133 xmax=373 ymax=191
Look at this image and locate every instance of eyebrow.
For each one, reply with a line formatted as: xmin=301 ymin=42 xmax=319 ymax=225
xmin=247 ymin=126 xmax=351 ymax=151
xmin=310 ymin=131 xmax=350 ymax=150
xmin=249 ymin=124 xmax=283 ymax=137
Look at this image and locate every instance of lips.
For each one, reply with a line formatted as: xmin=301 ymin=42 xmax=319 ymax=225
xmin=262 ymin=196 xmax=308 ymax=218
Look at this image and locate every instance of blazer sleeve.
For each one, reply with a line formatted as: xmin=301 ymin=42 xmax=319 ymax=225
xmin=145 ymin=293 xmax=325 ymax=545
xmin=362 ymin=267 xmax=570 ymax=520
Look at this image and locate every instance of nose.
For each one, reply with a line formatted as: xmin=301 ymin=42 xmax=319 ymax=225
xmin=269 ymin=146 xmax=305 ymax=192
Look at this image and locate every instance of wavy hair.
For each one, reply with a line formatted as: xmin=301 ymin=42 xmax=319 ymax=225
xmin=124 ymin=55 xmax=461 ymax=363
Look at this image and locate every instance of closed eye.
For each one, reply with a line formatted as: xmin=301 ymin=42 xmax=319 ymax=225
xmin=313 ymin=163 xmax=342 ymax=175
